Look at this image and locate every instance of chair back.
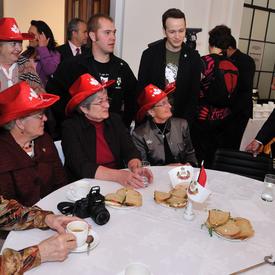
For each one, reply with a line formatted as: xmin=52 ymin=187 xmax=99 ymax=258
xmin=54 ymin=140 xmax=65 ymax=165
xmin=211 ymin=149 xmax=274 ymax=181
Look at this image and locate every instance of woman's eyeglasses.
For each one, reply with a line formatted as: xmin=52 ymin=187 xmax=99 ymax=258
xmin=91 ymin=97 xmax=112 ymax=106
xmin=153 ymin=99 xmax=172 ymax=108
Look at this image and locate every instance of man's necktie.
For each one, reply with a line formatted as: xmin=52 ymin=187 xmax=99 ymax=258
xmin=75 ymin=48 xmax=80 ymax=56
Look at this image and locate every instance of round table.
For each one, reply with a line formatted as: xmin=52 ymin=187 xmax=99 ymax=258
xmin=2 ymin=166 xmax=275 ymax=275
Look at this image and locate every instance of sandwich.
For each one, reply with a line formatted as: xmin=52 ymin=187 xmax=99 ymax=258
xmin=154 ymin=191 xmax=171 ymax=203
xmin=208 ymin=209 xmax=230 ymax=227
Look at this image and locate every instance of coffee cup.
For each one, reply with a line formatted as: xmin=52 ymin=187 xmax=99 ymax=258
xmin=67 ymin=181 xmax=91 ymax=201
xmin=66 ymin=220 xmax=88 ymax=247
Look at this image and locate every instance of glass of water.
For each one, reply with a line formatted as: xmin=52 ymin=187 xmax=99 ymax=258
xmin=141 ymin=161 xmax=150 ymax=187
xmin=261 ymin=174 xmax=275 ymax=202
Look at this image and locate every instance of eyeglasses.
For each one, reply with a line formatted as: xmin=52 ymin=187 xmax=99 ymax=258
xmin=91 ymin=97 xmax=112 ymax=106
xmin=28 ymin=111 xmax=46 ymax=120
xmin=3 ymin=41 xmax=23 ymax=48
xmin=153 ymin=100 xmax=172 ymax=108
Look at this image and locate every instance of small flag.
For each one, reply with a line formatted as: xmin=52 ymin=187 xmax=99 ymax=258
xmin=198 ymin=161 xmax=207 ymax=187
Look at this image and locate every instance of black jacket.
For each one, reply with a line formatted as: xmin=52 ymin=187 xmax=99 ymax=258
xmin=46 ymin=52 xmax=137 ymax=132
xmin=56 ymin=42 xmax=90 ymax=61
xmin=138 ymin=39 xmax=202 ymax=123
xmin=230 ymin=49 xmax=256 ymax=118
xmin=256 ymin=109 xmax=275 ymax=145
xmin=62 ymin=113 xmax=141 ymax=182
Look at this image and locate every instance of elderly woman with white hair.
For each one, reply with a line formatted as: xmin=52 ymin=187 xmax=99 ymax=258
xmin=0 ymin=81 xmax=67 ymax=206
xmin=0 ymin=17 xmax=44 ymax=93
xmin=132 ymin=84 xmax=197 ymax=167
xmin=62 ymin=73 xmax=153 ymax=188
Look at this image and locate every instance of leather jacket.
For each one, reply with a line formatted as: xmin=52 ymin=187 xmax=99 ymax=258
xmin=132 ymin=117 xmax=197 ymax=166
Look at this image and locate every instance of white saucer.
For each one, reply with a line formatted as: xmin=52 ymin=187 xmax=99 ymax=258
xmin=71 ymin=230 xmax=100 ymax=253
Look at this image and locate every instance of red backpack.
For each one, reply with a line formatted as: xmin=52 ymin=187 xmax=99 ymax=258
xmin=205 ymin=55 xmax=239 ymax=107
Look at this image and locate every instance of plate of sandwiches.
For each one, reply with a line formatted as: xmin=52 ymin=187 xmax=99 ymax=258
xmin=104 ymin=188 xmax=142 ymax=209
xmin=154 ymin=185 xmax=188 ymax=208
xmin=204 ymin=209 xmax=254 ymax=241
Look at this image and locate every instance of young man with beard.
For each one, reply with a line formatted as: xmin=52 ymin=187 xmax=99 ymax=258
xmin=46 ymin=14 xmax=137 ymax=137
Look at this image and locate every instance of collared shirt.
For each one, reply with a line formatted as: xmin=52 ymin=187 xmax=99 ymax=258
xmin=0 ymin=63 xmax=18 ymax=92
xmin=68 ymin=40 xmax=81 ymax=56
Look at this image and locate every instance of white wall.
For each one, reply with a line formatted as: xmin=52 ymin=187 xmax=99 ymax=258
xmin=3 ymin=0 xmax=65 ymax=48
xmin=111 ymin=0 xmax=244 ymax=76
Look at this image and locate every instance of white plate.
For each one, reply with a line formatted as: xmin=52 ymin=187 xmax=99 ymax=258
xmin=105 ymin=201 xmax=137 ymax=210
xmin=168 ymin=166 xmax=194 ymax=187
xmin=212 ymin=231 xmax=249 ymax=242
xmin=156 ymin=201 xmax=187 ymax=209
xmin=71 ymin=230 xmax=100 ymax=253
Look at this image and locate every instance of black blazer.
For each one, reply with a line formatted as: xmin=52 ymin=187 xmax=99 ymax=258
xmin=256 ymin=109 xmax=275 ymax=144
xmin=62 ymin=113 xmax=141 ymax=182
xmin=138 ymin=39 xmax=202 ymax=124
xmin=56 ymin=42 xmax=89 ymax=61
xmin=230 ymin=49 xmax=256 ymax=118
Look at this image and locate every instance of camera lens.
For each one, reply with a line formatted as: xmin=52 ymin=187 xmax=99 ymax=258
xmin=90 ymin=205 xmax=110 ymax=225
xmin=93 ymin=209 xmax=110 ymax=225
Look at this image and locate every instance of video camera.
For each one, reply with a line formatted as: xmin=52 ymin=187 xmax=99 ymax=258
xmin=186 ymin=28 xmax=202 ymax=50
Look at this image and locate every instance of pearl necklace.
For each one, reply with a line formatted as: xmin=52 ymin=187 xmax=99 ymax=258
xmin=22 ymin=140 xmax=34 ymax=150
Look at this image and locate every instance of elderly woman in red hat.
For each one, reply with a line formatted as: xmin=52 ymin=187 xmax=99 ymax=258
xmin=132 ymin=84 xmax=197 ymax=166
xmin=0 ymin=81 xmax=67 ymax=206
xmin=0 ymin=17 xmax=44 ymax=93
xmin=62 ymin=73 xmax=153 ymax=188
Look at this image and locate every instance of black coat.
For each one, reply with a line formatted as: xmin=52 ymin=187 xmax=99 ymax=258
xmin=46 ymin=53 xmax=138 ymax=133
xmin=62 ymin=113 xmax=141 ymax=182
xmin=56 ymin=42 xmax=90 ymax=61
xmin=230 ymin=49 xmax=256 ymax=118
xmin=256 ymin=109 xmax=275 ymax=145
xmin=138 ymin=39 xmax=202 ymax=123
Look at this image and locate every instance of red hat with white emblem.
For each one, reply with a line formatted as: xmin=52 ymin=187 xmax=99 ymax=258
xmin=0 ymin=82 xmax=59 ymax=126
xmin=136 ymin=83 xmax=176 ymax=122
xmin=0 ymin=18 xmax=34 ymax=40
xmin=65 ymin=73 xmax=115 ymax=115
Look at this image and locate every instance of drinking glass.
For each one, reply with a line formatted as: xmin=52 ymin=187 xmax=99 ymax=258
xmin=125 ymin=263 xmax=151 ymax=275
xmin=261 ymin=174 xmax=275 ymax=202
xmin=141 ymin=161 xmax=151 ymax=187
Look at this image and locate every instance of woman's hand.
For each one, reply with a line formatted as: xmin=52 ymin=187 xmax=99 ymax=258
xmin=37 ymin=32 xmax=49 ymax=47
xmin=38 ymin=233 xmax=76 ymax=263
xmin=44 ymin=214 xmax=82 ymax=234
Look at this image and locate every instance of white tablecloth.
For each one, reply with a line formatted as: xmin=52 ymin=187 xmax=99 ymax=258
xmin=240 ymin=118 xmax=267 ymax=151
xmin=2 ymin=167 xmax=275 ymax=275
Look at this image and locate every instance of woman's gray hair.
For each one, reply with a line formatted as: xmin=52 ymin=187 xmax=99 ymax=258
xmin=2 ymin=120 xmax=16 ymax=131
xmin=76 ymin=93 xmax=98 ymax=113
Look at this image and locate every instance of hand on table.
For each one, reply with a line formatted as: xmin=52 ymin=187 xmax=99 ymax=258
xmin=117 ymin=169 xmax=153 ymax=189
xmin=245 ymin=139 xmax=262 ymax=156
xmin=38 ymin=233 xmax=76 ymax=263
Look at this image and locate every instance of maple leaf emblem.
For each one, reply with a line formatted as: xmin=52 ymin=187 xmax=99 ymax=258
xmin=90 ymin=78 xmax=99 ymax=86
xmin=11 ymin=24 xmax=20 ymax=34
xmin=152 ymin=88 xmax=161 ymax=97
xmin=28 ymin=89 xmax=39 ymax=101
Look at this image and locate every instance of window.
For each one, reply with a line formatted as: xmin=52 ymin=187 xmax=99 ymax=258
xmin=239 ymin=0 xmax=275 ymax=99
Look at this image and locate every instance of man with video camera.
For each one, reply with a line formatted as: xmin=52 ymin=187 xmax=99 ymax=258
xmin=137 ymin=8 xmax=202 ymax=126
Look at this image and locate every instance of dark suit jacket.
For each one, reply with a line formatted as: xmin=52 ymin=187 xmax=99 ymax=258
xmin=0 ymin=132 xmax=67 ymax=206
xmin=62 ymin=113 xmax=141 ymax=182
xmin=56 ymin=42 xmax=89 ymax=61
xmin=256 ymin=109 xmax=275 ymax=144
xmin=138 ymin=39 xmax=202 ymax=124
xmin=230 ymin=49 xmax=256 ymax=118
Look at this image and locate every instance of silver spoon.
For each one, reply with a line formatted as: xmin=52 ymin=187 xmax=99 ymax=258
xmin=230 ymin=255 xmax=275 ymax=274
